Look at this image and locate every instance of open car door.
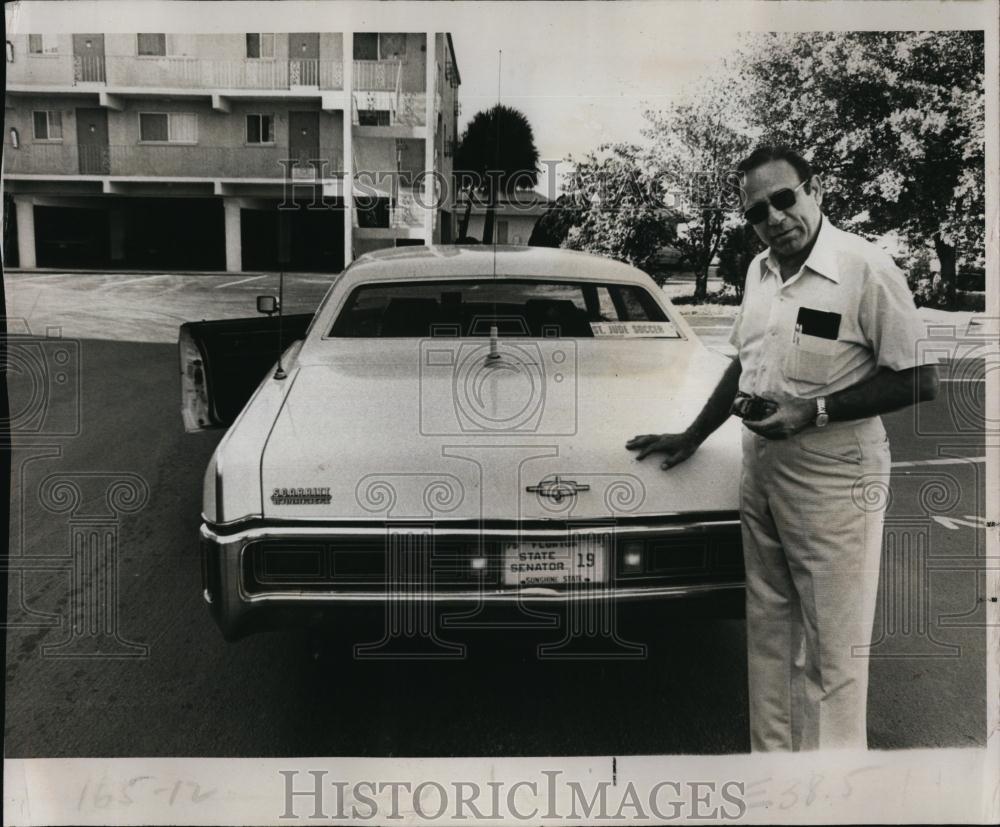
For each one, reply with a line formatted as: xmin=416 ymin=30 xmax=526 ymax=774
xmin=178 ymin=314 xmax=313 ymax=432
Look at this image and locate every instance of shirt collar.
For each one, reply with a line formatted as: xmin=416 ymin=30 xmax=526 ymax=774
xmin=760 ymin=216 xmax=841 ymax=284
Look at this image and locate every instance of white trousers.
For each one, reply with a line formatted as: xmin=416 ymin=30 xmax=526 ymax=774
xmin=740 ymin=417 xmax=890 ymax=751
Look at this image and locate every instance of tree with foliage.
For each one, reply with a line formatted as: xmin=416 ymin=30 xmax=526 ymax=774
xmin=453 ymin=104 xmax=540 ymax=243
xmin=559 ymin=143 xmax=677 ymax=278
xmin=528 ymin=195 xmax=582 ymax=248
xmin=716 ymin=220 xmax=764 ymax=300
xmin=734 ymin=30 xmax=985 ymax=307
xmin=643 ymin=78 xmax=755 ymax=299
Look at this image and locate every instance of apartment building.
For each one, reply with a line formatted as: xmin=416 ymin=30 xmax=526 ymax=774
xmin=3 ymin=31 xmax=461 ymax=271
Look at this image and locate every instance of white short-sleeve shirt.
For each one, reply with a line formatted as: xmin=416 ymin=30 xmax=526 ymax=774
xmin=729 ymin=217 xmax=935 ymax=399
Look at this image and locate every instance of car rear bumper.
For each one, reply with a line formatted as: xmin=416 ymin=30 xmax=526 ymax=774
xmin=200 ymin=518 xmax=746 ymax=640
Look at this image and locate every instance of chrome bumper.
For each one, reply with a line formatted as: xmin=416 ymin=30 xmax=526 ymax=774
xmin=200 ymin=520 xmax=745 ymax=640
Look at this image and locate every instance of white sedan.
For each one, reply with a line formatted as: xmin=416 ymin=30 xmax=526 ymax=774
xmin=179 ymin=245 xmax=744 ymax=640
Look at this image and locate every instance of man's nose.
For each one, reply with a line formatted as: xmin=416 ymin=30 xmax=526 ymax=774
xmin=766 ymin=203 xmax=785 ymax=225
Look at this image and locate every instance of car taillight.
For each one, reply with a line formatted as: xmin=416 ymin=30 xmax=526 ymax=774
xmin=178 ymin=328 xmax=212 ymax=431
xmin=622 ymin=540 xmax=644 ymax=572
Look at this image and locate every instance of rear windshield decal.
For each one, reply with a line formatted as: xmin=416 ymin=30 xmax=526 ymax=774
xmin=589 ymin=321 xmax=680 ymax=338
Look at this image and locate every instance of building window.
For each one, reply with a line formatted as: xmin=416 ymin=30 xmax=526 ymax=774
xmin=353 ymin=33 xmax=407 ymax=61
xmin=32 ymin=110 xmax=63 ymax=141
xmin=137 ymin=33 xmax=167 ymax=56
xmin=28 ymin=34 xmax=58 ymax=55
xmin=246 ymin=114 xmax=275 ymax=144
xmin=139 ymin=112 xmax=198 ymax=143
xmin=245 ymin=33 xmax=275 ymax=59
xmin=353 ymin=33 xmax=378 ymax=60
xmin=358 ymin=110 xmax=391 ymax=127
xmin=378 ymin=34 xmax=407 ymax=59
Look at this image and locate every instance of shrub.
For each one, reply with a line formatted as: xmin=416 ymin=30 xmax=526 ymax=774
xmin=902 ymin=247 xmax=952 ymax=309
xmin=716 ymin=223 xmax=764 ymax=300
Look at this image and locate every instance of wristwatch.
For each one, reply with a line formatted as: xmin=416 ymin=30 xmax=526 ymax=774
xmin=815 ymin=397 xmax=829 ymax=428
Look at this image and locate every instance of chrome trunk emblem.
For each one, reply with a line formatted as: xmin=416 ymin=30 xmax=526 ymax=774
xmin=526 ymin=476 xmax=590 ymax=503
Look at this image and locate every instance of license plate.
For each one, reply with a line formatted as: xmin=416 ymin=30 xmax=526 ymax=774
xmin=502 ymin=536 xmax=607 ymax=586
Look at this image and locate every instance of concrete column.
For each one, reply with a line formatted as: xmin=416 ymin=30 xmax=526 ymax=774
xmin=223 ymin=198 xmax=242 ymax=272
xmin=342 ymin=32 xmax=353 ymax=267
xmin=424 ymin=32 xmax=436 ymax=244
xmin=109 ymin=209 xmax=125 ymax=264
xmin=14 ymin=196 xmax=37 ymax=270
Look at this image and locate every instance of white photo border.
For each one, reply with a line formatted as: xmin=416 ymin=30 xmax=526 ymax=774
xmin=3 ymin=1 xmax=998 ymax=824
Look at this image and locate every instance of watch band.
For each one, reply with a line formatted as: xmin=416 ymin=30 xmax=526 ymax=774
xmin=815 ymin=397 xmax=829 ymax=427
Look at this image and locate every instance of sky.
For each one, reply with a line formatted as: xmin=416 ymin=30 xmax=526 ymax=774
xmin=446 ymin=5 xmax=737 ymax=190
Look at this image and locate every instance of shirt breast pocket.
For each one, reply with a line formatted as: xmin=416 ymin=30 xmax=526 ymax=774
xmin=784 ymin=338 xmax=834 ymax=385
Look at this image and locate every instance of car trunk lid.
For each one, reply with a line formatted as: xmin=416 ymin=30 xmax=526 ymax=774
xmin=259 ymin=339 xmax=741 ymax=521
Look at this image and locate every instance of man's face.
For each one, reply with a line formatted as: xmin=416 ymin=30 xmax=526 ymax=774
xmin=741 ymin=159 xmax=823 ymax=260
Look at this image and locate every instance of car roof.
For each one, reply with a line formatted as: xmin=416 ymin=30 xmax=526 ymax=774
xmin=344 ymin=245 xmax=652 ymax=286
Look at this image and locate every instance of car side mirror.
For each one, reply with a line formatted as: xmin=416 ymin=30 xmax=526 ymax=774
xmin=257 ymin=295 xmax=279 ymax=316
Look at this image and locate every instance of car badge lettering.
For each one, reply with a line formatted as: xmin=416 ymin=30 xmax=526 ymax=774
xmin=270 ymin=486 xmax=331 ymax=506
xmin=526 ymin=476 xmax=590 ymax=503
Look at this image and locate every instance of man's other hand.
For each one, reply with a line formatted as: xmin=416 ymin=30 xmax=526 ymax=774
xmin=626 ymin=433 xmax=700 ymax=469
xmin=742 ymin=390 xmax=814 ymax=439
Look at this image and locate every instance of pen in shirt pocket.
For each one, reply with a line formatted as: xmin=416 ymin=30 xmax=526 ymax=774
xmin=793 ymin=323 xmax=802 ymax=344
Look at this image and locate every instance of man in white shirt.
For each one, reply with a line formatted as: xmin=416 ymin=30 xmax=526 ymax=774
xmin=627 ymin=145 xmax=939 ymax=751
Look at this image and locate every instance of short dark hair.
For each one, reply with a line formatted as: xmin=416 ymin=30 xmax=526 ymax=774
xmin=736 ymin=145 xmax=815 ymax=183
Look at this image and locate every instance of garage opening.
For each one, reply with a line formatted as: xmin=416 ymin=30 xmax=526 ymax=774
xmin=31 ymin=198 xmax=225 ymax=270
xmin=3 ymin=193 xmax=18 ymax=267
xmin=34 ymin=205 xmax=111 ymax=268
xmin=122 ymin=198 xmax=225 ymax=270
xmin=240 ymin=199 xmax=345 ymax=272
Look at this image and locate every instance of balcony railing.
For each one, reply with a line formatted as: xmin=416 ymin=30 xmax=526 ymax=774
xmin=351 ymin=60 xmax=405 ymax=127
xmin=392 ymin=188 xmax=428 ymax=229
xmin=4 ymin=143 xmax=344 ymax=179
xmin=395 ymin=92 xmax=427 ymax=128
xmin=353 ymin=59 xmax=401 ymax=92
xmin=390 ymin=206 xmax=423 ymax=229
xmin=352 ymin=91 xmax=398 ymax=126
xmin=74 ymin=55 xmax=107 ymax=83
xmin=10 ymin=54 xmax=423 ymax=97
xmin=351 ymin=187 xmax=428 ymax=231
xmin=105 ymin=56 xmax=345 ymax=90
xmin=10 ymin=55 xmax=344 ymax=90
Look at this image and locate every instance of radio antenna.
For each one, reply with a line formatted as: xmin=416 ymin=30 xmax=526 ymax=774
xmin=491 ymin=50 xmax=502 ymax=279
xmin=274 ymin=269 xmax=287 ymax=379
xmin=275 ymin=214 xmax=289 ymax=380
xmin=486 ymin=50 xmax=501 ymax=362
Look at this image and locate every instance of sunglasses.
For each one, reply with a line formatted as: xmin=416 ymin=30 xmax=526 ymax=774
xmin=743 ymin=179 xmax=809 ymax=224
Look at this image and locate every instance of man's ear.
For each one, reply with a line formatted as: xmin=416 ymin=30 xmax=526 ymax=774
xmin=808 ymin=175 xmax=823 ymax=207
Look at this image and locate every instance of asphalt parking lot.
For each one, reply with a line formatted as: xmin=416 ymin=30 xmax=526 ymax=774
xmin=3 ymin=270 xmax=991 ymax=757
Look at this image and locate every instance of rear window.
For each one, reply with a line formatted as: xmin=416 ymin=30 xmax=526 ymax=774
xmin=328 ymin=279 xmax=678 ymax=338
